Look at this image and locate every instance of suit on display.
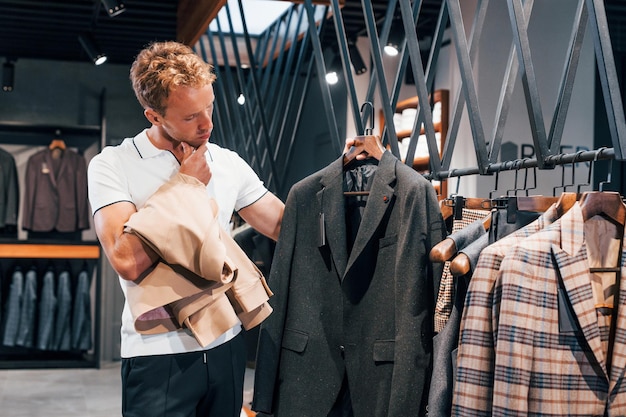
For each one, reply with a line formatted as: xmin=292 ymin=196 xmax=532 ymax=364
xmin=21 ymin=147 xmax=90 ymax=234
xmin=253 ymin=151 xmax=446 ymax=417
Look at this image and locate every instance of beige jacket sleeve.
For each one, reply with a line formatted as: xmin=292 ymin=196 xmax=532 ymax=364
xmin=123 ymin=172 xmax=273 ymax=346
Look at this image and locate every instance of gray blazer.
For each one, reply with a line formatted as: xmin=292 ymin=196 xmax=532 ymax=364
xmin=253 ymin=152 xmax=446 ymax=417
xmin=0 ymin=147 xmax=19 ymax=230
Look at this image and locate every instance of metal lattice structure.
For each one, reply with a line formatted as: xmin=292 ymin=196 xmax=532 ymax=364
xmin=197 ymin=0 xmax=626 ymax=193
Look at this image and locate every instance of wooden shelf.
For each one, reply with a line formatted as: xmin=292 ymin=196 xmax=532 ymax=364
xmin=0 ymin=243 xmax=100 ymax=259
xmin=379 ymin=90 xmax=449 ymax=198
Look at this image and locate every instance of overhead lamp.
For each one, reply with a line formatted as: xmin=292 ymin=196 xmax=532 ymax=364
xmin=325 ymin=71 xmax=339 ymax=85
xmin=2 ymin=60 xmax=15 ymax=92
xmin=79 ymin=33 xmax=108 ymax=65
xmin=384 ymin=18 xmax=404 ymax=57
xmin=348 ymin=41 xmax=367 ymax=75
xmin=324 ymin=52 xmax=341 ymax=85
xmin=101 ymin=0 xmax=126 ymax=17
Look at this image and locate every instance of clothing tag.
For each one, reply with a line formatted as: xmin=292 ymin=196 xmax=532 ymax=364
xmin=41 ymin=163 xmax=50 ymax=174
xmin=318 ymin=212 xmax=326 ymax=247
xmin=558 ymin=287 xmax=578 ymax=334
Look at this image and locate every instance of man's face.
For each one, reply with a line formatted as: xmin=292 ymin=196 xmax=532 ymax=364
xmin=160 ymin=83 xmax=215 ymax=148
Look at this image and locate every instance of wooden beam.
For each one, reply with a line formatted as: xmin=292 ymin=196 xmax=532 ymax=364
xmin=177 ymin=0 xmax=227 ymax=46
xmin=177 ymin=0 xmax=344 ymax=47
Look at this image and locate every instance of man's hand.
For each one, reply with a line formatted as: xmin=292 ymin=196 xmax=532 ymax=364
xmin=179 ymin=142 xmax=212 ymax=185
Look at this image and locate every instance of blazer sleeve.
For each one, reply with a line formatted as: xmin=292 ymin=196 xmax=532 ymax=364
xmin=252 ymin=184 xmax=299 ymax=414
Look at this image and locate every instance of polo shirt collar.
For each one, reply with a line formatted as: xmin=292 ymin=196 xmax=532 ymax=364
xmin=133 ymin=129 xmax=169 ymax=159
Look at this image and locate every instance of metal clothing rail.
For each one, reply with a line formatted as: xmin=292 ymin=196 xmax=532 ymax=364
xmin=429 ymin=146 xmax=616 ymax=180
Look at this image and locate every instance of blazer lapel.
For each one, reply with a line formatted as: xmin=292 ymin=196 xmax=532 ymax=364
xmin=344 ymin=151 xmax=396 ymax=277
xmin=553 ymin=204 xmax=607 ymax=377
xmin=43 ymin=150 xmax=59 ymax=189
xmin=319 ymin=157 xmax=349 ymax=278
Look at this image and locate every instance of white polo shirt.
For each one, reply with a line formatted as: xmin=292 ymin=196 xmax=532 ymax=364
xmin=87 ymin=129 xmax=268 ymax=357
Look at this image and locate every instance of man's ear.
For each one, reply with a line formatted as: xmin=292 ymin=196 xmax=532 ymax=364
xmin=144 ymin=108 xmax=162 ymax=125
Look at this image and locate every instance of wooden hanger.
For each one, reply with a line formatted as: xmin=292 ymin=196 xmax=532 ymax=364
xmin=579 ymin=191 xmax=626 ymax=226
xmin=343 ymin=134 xmax=385 ymax=197
xmin=430 ymin=213 xmax=491 ymax=263
xmin=515 ymin=195 xmax=559 ymax=212
xmin=430 ymin=238 xmax=458 ymax=263
xmin=439 ymin=199 xmax=454 ymax=221
xmin=343 ymin=134 xmax=384 ymax=167
xmin=449 ymin=252 xmax=471 ymax=277
xmin=554 ymin=191 xmax=578 ymax=217
xmin=49 ymin=138 xmax=66 ymax=150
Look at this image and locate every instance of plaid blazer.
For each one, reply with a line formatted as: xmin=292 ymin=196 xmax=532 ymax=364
xmin=456 ymin=202 xmax=626 ymax=415
xmin=452 ymin=204 xmax=559 ymax=416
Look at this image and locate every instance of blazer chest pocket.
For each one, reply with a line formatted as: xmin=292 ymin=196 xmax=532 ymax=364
xmin=373 ymin=339 xmax=395 ymax=363
xmin=378 ymin=234 xmax=397 ymax=249
xmin=281 ymin=328 xmax=309 ymax=353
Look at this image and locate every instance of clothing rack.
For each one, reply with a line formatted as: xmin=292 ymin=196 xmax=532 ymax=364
xmin=428 ymin=146 xmax=616 ymax=181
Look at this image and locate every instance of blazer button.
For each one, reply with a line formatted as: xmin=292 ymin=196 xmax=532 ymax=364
xmin=339 ymin=345 xmax=345 ymax=352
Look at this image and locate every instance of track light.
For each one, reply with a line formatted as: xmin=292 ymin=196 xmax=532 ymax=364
xmin=384 ymin=18 xmax=404 ymax=57
xmin=2 ymin=60 xmax=14 ymax=92
xmin=101 ymin=0 xmax=125 ymax=17
xmin=79 ymin=33 xmax=108 ymax=65
xmin=348 ymin=41 xmax=367 ymax=75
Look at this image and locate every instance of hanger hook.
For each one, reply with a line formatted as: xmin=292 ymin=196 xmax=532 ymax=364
xmin=576 ymin=150 xmax=593 ymax=195
xmin=488 ymin=163 xmax=502 ymax=200
xmin=360 ymin=101 xmax=374 ymax=135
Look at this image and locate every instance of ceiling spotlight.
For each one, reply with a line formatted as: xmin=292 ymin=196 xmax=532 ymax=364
xmin=2 ymin=60 xmax=15 ymax=92
xmin=79 ymin=33 xmax=108 ymax=65
xmin=384 ymin=18 xmax=404 ymax=57
xmin=101 ymin=0 xmax=126 ymax=17
xmin=325 ymin=71 xmax=339 ymax=85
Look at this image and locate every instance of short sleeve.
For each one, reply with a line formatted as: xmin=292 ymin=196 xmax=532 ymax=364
xmin=87 ymin=148 xmax=132 ymax=214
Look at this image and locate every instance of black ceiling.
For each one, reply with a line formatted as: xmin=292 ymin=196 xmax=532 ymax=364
xmin=0 ymin=0 xmax=624 ymax=67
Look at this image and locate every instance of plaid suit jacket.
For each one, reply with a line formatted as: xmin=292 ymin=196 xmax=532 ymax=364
xmin=464 ymin=202 xmax=626 ymax=415
xmin=452 ymin=204 xmax=559 ymax=416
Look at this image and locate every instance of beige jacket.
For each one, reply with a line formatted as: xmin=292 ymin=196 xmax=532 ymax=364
xmin=123 ymin=172 xmax=273 ymax=347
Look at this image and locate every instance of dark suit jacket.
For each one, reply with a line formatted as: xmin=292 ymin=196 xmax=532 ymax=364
xmin=22 ymin=147 xmax=90 ymax=233
xmin=253 ymin=152 xmax=446 ymax=417
xmin=0 ymin=147 xmax=19 ymax=229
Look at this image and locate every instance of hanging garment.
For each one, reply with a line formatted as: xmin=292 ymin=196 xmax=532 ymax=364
xmin=2 ymin=267 xmax=24 ymax=346
xmin=71 ymin=268 xmax=92 ymax=351
xmin=434 ymin=209 xmax=490 ymax=332
xmin=53 ymin=270 xmax=72 ymax=351
xmin=429 ymin=232 xmax=487 ymax=417
xmin=252 ymin=152 xmax=446 ymax=417
xmin=15 ymin=267 xmax=37 ymax=348
xmin=486 ymin=202 xmax=626 ymax=415
xmin=37 ymin=268 xmax=57 ymax=350
xmin=21 ymin=147 xmax=90 ymax=234
xmin=0 ymin=147 xmax=19 ymax=236
xmin=452 ymin=203 xmax=561 ymax=415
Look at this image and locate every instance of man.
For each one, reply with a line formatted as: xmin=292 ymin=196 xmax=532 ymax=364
xmin=87 ymin=41 xmax=284 ymax=417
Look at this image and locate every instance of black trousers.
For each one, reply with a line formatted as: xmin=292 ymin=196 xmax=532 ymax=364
xmin=121 ymin=332 xmax=246 ymax=417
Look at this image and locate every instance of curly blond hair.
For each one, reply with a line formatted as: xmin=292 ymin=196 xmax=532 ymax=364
xmin=130 ymin=41 xmax=216 ymax=116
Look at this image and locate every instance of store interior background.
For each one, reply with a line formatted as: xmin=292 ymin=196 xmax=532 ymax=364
xmin=0 ymin=0 xmax=624 ymax=365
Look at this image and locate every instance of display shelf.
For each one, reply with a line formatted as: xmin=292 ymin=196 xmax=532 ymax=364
xmin=380 ymin=89 xmax=449 ymax=198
